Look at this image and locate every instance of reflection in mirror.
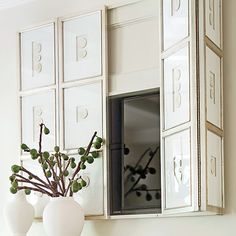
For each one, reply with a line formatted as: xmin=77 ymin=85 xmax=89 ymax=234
xmin=109 ymin=91 xmax=161 ymax=215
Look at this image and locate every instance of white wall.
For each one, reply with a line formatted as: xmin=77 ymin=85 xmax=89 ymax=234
xmin=0 ymin=0 xmax=235 ymax=235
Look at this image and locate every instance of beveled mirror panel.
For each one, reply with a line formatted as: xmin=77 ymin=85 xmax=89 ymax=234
xmin=70 ymin=154 xmax=104 ymax=216
xmin=109 ymin=92 xmax=161 ymax=215
xmin=164 ymin=129 xmax=191 ymax=210
xmin=205 ymin=0 xmax=221 ymax=48
xmin=162 ymin=0 xmax=189 ymax=50
xmin=163 ymin=45 xmax=190 ymax=130
xmin=21 ymin=90 xmax=56 ymax=153
xmin=63 ymin=82 xmax=103 ymax=150
xmin=20 ymin=23 xmax=55 ymax=91
xmin=207 ymin=130 xmax=223 ymax=208
xmin=63 ymin=11 xmax=102 ymax=82
xmin=206 ymin=46 xmax=222 ymax=128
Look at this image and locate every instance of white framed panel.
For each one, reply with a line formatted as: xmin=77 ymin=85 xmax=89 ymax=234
xmin=63 ymin=81 xmax=103 ymax=150
xmin=207 ymin=130 xmax=223 ymax=208
xmin=162 ymin=0 xmax=189 ymax=50
xmin=164 ymin=129 xmax=192 ymax=210
xmin=205 ymin=0 xmax=221 ymax=48
xmin=108 ymin=1 xmax=159 ymax=96
xmin=72 ymin=154 xmax=104 ymax=216
xmin=63 ymin=11 xmax=102 ymax=82
xmin=20 ymin=23 xmax=55 ymax=91
xmin=163 ymin=45 xmax=190 ymax=130
xmin=206 ymin=46 xmax=221 ymax=128
xmin=21 ymin=90 xmax=56 ymax=152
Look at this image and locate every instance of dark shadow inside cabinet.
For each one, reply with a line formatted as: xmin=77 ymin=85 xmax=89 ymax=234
xmin=109 ymin=90 xmax=161 ymax=215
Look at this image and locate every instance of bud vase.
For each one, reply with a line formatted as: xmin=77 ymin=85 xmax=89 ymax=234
xmin=4 ymin=191 xmax=35 ymax=236
xmin=43 ymin=197 xmax=84 ymax=236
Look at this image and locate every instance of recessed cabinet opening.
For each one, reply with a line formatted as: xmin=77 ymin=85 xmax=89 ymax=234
xmin=109 ymin=91 xmax=161 ymax=215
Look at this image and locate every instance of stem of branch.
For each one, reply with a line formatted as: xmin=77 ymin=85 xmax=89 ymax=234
xmin=64 ymin=132 xmax=97 ymax=196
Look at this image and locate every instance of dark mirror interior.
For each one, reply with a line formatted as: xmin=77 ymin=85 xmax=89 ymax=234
xmin=109 ymin=91 xmax=161 ymax=215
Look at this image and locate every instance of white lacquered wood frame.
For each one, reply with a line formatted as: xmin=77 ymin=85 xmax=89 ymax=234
xmin=198 ymin=0 xmax=224 ymax=213
xmin=17 ymin=20 xmax=60 ymax=161
xmin=17 ymin=20 xmax=60 ymax=222
xmin=160 ymin=0 xmax=199 ymax=215
xmin=17 ymin=7 xmax=109 ymax=220
xmin=58 ymin=7 xmax=109 ymax=219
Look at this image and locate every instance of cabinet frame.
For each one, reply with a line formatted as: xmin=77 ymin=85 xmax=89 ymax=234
xmin=17 ymin=7 xmax=109 ymax=220
xmin=160 ymin=0 xmax=199 ymax=215
xmin=15 ymin=0 xmax=224 ymax=220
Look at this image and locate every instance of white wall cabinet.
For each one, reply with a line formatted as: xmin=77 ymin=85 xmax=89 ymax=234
xmin=160 ymin=0 xmax=224 ymax=215
xmin=18 ymin=8 xmax=108 ymax=219
xmin=17 ymin=0 xmax=224 ymax=220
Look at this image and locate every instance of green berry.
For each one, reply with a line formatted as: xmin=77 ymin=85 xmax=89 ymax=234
xmin=11 ymin=180 xmax=18 ymax=188
xmin=81 ymin=156 xmax=87 ymax=162
xmin=93 ymin=142 xmax=101 ymax=149
xmin=21 ymin=143 xmax=28 ymax=150
xmin=46 ymin=170 xmax=52 ymax=178
xmin=78 ymin=147 xmax=86 ymax=155
xmin=87 ymin=156 xmax=94 ymax=164
xmin=51 ymin=161 xmax=56 ymax=167
xmin=71 ymin=181 xmax=82 ymax=193
xmin=62 ymin=154 xmax=69 ymax=161
xmin=30 ymin=149 xmax=38 ymax=159
xmin=91 ymin=151 xmax=99 ymax=158
xmin=25 ymin=189 xmax=31 ymax=195
xmin=9 ymin=175 xmax=15 ymax=182
xmin=29 ymin=175 xmax=33 ymax=180
xmin=80 ymin=163 xmax=86 ymax=170
xmin=70 ymin=157 xmax=75 ymax=162
xmin=54 ymin=146 xmax=60 ymax=153
xmin=10 ymin=187 xmax=17 ymax=194
xmin=42 ymin=162 xmax=48 ymax=170
xmin=11 ymin=165 xmax=21 ymax=174
xmin=43 ymin=151 xmax=50 ymax=159
xmin=49 ymin=156 xmax=54 ymax=161
xmin=96 ymin=137 xmax=103 ymax=143
xmin=63 ymin=170 xmax=69 ymax=177
xmin=70 ymin=162 xmax=76 ymax=169
xmin=81 ymin=179 xmax=87 ymax=187
xmin=44 ymin=127 xmax=50 ymax=135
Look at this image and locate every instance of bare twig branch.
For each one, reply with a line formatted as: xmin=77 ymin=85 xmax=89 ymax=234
xmin=64 ymin=131 xmax=97 ymax=196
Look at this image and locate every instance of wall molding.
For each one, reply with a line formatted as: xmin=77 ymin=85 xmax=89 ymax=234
xmin=0 ymin=0 xmax=36 ymax=11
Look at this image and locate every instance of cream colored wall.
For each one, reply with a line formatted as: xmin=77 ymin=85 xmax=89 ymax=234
xmin=0 ymin=0 xmax=235 ymax=235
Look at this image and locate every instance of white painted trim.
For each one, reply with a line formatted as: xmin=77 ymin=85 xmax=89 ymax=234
xmin=0 ymin=0 xmax=36 ymax=11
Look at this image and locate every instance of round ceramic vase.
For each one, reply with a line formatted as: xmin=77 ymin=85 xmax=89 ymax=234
xmin=4 ymin=191 xmax=34 ymax=236
xmin=43 ymin=197 xmax=84 ymax=236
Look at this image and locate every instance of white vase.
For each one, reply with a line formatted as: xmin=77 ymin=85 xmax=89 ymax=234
xmin=43 ymin=197 xmax=84 ymax=236
xmin=4 ymin=191 xmax=35 ymax=236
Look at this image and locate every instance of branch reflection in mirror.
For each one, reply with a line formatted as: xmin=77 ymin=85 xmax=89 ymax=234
xmin=109 ymin=90 xmax=161 ymax=215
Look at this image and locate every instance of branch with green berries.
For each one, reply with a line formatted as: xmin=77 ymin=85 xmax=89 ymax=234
xmin=9 ymin=123 xmax=103 ymax=197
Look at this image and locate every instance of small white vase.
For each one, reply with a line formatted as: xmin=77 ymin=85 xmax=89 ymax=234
xmin=43 ymin=197 xmax=84 ymax=236
xmin=4 ymin=191 xmax=35 ymax=236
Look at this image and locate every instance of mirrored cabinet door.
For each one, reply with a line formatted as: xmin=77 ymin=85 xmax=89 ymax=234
xmin=163 ymin=45 xmax=190 ymax=130
xmin=162 ymin=0 xmax=189 ymax=50
xmin=109 ymin=92 xmax=161 ymax=215
xmin=205 ymin=0 xmax=222 ymax=48
xmin=163 ymin=129 xmax=192 ymax=210
xmin=206 ymin=130 xmax=223 ymax=209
